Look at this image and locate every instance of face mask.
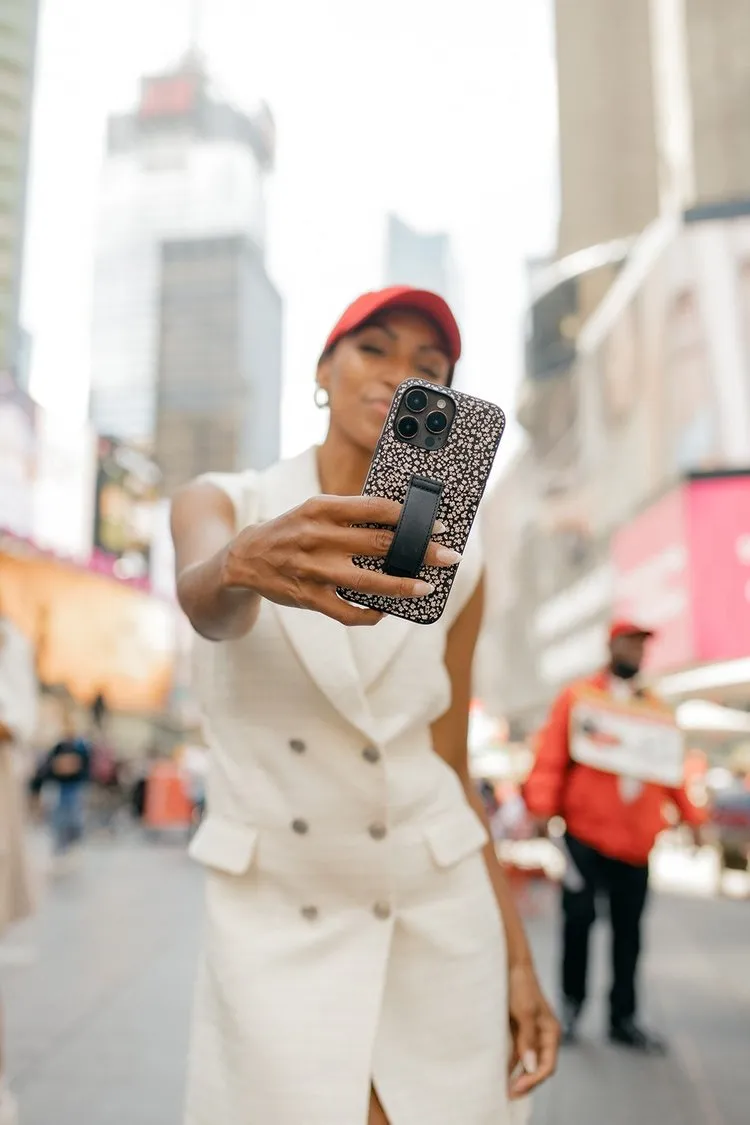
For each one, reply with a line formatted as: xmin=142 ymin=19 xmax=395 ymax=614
xmin=611 ymin=659 xmax=640 ymax=681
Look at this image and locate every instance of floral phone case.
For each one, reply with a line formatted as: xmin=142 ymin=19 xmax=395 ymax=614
xmin=337 ymin=378 xmax=506 ymax=624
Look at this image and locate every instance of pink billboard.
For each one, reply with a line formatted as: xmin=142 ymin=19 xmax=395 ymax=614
xmin=687 ymin=475 xmax=750 ymax=664
xmin=612 ymin=487 xmax=694 ymax=672
xmin=613 ymin=473 xmax=750 ymax=672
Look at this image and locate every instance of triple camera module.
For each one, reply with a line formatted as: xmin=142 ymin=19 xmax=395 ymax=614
xmin=394 ymin=386 xmax=455 ymax=451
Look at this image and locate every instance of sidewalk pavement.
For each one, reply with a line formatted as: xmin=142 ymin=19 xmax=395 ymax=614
xmin=1 ymin=834 xmax=747 ymax=1125
xmin=528 ymin=872 xmax=748 ymax=1125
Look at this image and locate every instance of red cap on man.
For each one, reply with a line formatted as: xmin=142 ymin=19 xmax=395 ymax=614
xmin=609 ymin=620 xmax=655 ymax=642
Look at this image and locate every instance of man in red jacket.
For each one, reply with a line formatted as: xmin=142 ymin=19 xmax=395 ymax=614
xmin=524 ymin=621 xmax=705 ymax=1053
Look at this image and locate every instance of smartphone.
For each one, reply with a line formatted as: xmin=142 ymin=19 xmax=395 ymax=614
xmin=337 ymin=378 xmax=506 ymax=624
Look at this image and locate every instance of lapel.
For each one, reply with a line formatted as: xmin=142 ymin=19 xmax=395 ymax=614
xmin=259 ymin=448 xmax=412 ymax=743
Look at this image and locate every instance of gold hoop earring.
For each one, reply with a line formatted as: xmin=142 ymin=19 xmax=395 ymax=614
xmin=314 ymin=386 xmax=329 ymax=409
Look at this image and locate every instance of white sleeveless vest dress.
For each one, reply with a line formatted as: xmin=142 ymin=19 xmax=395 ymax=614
xmin=183 ymin=447 xmax=529 ymax=1125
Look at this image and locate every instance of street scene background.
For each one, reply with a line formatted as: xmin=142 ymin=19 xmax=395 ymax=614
xmin=2 ymin=1 xmax=750 ymax=1123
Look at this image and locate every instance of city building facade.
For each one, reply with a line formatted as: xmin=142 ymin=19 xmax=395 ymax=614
xmin=0 ymin=0 xmax=38 ymax=379
xmin=555 ymin=0 xmax=660 ymax=258
xmin=478 ymin=1 xmax=750 ymax=732
xmin=483 ymin=207 xmax=750 ymax=732
xmin=154 ymin=233 xmax=281 ymax=495
xmin=384 ymin=213 xmax=462 ymax=318
xmin=555 ymin=0 xmax=750 ymax=259
xmin=89 ymin=54 xmax=281 ymax=486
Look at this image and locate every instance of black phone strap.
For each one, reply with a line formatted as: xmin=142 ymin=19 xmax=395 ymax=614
xmin=384 ymin=475 xmax=443 ymax=579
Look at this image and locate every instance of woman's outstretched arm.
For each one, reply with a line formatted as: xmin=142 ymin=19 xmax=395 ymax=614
xmin=171 ymin=481 xmax=261 ymax=642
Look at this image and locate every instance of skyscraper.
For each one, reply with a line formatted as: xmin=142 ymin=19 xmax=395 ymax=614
xmin=554 ymin=0 xmax=660 ymax=258
xmin=89 ymin=53 xmax=282 ymax=488
xmin=384 ymin=214 xmax=461 ymax=315
xmin=0 ymin=0 xmax=39 ymax=379
xmin=155 ymin=233 xmax=282 ymax=494
xmin=555 ymin=0 xmax=750 ymax=258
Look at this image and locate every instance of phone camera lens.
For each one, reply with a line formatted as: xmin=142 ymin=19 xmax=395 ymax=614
xmin=404 ymin=388 xmax=428 ymax=413
xmin=425 ymin=411 xmax=448 ymax=434
xmin=397 ymin=415 xmax=419 ymax=439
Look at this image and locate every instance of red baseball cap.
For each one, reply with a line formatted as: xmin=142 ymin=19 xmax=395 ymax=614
xmin=322 ymin=286 xmax=462 ymax=365
xmin=609 ymin=620 xmax=655 ymax=641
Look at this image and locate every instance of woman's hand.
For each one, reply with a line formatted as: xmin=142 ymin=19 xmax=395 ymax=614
xmin=221 ymin=494 xmax=459 ymax=627
xmin=507 ymin=963 xmax=560 ymax=1098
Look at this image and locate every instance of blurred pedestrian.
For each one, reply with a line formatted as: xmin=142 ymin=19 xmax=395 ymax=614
xmin=179 ymin=743 xmax=207 ymax=835
xmin=89 ymin=733 xmax=122 ymax=835
xmin=91 ymin=691 xmax=107 ymax=731
xmin=524 ymin=621 xmax=706 ymax=1053
xmin=491 ymin=782 xmax=532 ymax=843
xmin=0 ymin=607 xmax=38 ymax=1125
xmin=477 ymin=777 xmax=500 ymax=820
xmin=128 ymin=745 xmax=159 ymax=824
xmin=29 ymin=699 xmax=91 ymax=864
xmin=130 ymin=766 xmax=148 ymax=822
xmin=171 ymin=287 xmax=558 ymax=1125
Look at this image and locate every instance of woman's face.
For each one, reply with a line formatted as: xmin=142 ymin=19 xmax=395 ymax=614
xmin=317 ymin=310 xmax=452 ymax=454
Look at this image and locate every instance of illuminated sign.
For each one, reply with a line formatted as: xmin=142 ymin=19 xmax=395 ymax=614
xmin=139 ymin=76 xmax=197 ymax=120
xmin=93 ymin=436 xmax=161 ymax=581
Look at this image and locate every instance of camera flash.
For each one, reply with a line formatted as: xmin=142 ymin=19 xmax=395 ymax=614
xmin=436 ymin=398 xmax=447 ymax=409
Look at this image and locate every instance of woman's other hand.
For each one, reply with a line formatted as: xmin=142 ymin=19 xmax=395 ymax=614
xmin=507 ymin=963 xmax=560 ymax=1098
xmin=222 ymin=494 xmax=459 ymax=627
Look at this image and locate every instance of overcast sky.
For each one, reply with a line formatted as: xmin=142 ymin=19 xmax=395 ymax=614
xmin=22 ymin=0 xmax=558 ymax=461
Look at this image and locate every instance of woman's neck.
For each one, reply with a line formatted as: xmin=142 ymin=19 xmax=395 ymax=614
xmin=316 ymin=431 xmax=371 ymax=497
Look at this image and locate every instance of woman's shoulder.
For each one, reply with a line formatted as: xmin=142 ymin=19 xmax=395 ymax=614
xmin=195 ymin=468 xmax=260 ymax=517
xmin=194 ymin=448 xmax=318 ymax=525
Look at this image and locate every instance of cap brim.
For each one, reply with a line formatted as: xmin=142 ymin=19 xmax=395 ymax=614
xmin=611 ymin=625 xmax=656 ymax=641
xmin=324 ymin=286 xmax=461 ymax=364
xmin=372 ymin=290 xmax=461 ymax=363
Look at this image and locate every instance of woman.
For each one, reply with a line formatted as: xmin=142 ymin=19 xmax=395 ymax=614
xmin=172 ymin=286 xmax=559 ymax=1125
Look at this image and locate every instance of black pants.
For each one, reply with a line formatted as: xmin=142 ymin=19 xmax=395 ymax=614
xmin=561 ymin=833 xmax=649 ymax=1026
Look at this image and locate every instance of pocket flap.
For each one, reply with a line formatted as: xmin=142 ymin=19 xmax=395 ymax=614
xmin=188 ymin=816 xmax=259 ymax=875
xmin=423 ymin=804 xmax=489 ymax=868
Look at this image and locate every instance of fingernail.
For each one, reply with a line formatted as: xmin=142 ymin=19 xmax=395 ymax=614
xmin=432 ymin=520 xmax=446 ymax=535
xmin=412 ymin=581 xmax=435 ymax=597
xmin=435 ymin=546 xmax=462 ymax=566
xmin=523 ymin=1051 xmax=538 ymax=1074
